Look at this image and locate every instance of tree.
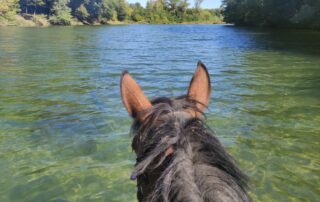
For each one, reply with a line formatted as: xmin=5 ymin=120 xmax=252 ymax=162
xmin=129 ymin=2 xmax=145 ymax=22
xmin=75 ymin=4 xmax=89 ymax=23
xmin=222 ymin=0 xmax=320 ymax=29
xmin=164 ymin=0 xmax=188 ymax=21
xmin=165 ymin=0 xmax=179 ymax=14
xmin=28 ymin=0 xmax=45 ymax=16
xmin=116 ymin=0 xmax=127 ymax=21
xmin=49 ymin=0 xmax=72 ymax=25
xmin=2 ymin=0 xmax=223 ymax=25
xmin=290 ymin=0 xmax=320 ymax=28
xmin=0 ymin=0 xmax=20 ymax=18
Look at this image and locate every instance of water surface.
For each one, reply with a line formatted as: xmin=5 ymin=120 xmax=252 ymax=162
xmin=0 ymin=25 xmax=319 ymax=201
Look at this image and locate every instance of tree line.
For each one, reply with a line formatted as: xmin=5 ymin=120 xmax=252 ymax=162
xmin=222 ymin=0 xmax=320 ymax=29
xmin=0 ymin=0 xmax=223 ymax=25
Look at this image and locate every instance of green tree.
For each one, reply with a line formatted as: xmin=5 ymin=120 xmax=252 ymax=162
xmin=0 ymin=0 xmax=20 ymax=18
xmin=29 ymin=0 xmax=45 ymax=16
xmin=116 ymin=0 xmax=127 ymax=21
xmin=164 ymin=0 xmax=188 ymax=21
xmin=49 ymin=0 xmax=72 ymax=25
xmin=290 ymin=0 xmax=320 ymax=28
xmin=75 ymin=4 xmax=89 ymax=23
xmin=0 ymin=0 xmax=224 ymax=25
xmin=222 ymin=0 xmax=320 ymax=29
xmin=129 ymin=2 xmax=145 ymax=22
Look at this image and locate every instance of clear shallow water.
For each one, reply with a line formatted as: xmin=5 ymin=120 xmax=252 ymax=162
xmin=0 ymin=25 xmax=319 ymax=202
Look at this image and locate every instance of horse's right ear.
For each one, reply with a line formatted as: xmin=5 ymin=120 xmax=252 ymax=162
xmin=120 ymin=71 xmax=152 ymax=121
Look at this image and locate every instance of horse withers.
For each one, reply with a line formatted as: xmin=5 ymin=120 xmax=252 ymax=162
xmin=120 ymin=62 xmax=251 ymax=202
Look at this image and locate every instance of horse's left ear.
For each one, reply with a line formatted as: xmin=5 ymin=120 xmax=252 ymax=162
xmin=120 ymin=71 xmax=152 ymax=121
xmin=187 ymin=61 xmax=211 ymax=114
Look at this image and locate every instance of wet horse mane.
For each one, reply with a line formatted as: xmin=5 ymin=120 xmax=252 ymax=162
xmin=120 ymin=62 xmax=251 ymax=202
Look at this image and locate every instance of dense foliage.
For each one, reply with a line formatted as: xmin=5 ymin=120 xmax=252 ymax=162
xmin=223 ymin=0 xmax=320 ymax=29
xmin=0 ymin=0 xmax=223 ymax=25
xmin=141 ymin=0 xmax=222 ymax=23
xmin=0 ymin=0 xmax=20 ymax=18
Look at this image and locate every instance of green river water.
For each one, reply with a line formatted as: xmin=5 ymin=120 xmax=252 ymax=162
xmin=0 ymin=25 xmax=319 ymax=201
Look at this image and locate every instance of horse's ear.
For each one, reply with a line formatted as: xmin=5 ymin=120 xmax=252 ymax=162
xmin=120 ymin=71 xmax=152 ymax=121
xmin=187 ymin=61 xmax=211 ymax=114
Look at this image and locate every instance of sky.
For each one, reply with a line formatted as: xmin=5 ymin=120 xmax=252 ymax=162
xmin=127 ymin=0 xmax=222 ymax=9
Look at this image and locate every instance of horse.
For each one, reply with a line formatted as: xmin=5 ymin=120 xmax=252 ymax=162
xmin=120 ymin=61 xmax=251 ymax=202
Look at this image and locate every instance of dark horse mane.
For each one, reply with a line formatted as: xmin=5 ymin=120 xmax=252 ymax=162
xmin=130 ymin=96 xmax=251 ymax=202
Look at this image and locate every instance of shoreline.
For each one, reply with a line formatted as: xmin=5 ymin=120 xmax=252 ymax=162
xmin=0 ymin=14 xmax=225 ymax=27
xmin=3 ymin=16 xmax=316 ymax=31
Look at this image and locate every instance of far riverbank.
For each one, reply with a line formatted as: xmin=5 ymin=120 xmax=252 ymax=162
xmin=0 ymin=14 xmax=224 ymax=27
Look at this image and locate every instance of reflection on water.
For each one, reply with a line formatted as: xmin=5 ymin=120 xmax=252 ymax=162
xmin=0 ymin=25 xmax=319 ymax=202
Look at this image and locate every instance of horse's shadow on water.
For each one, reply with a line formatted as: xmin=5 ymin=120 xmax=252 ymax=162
xmin=121 ymin=61 xmax=251 ymax=202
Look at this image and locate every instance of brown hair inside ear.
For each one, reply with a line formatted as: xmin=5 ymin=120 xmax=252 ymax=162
xmin=187 ymin=61 xmax=211 ymax=115
xmin=120 ymin=71 xmax=152 ymax=121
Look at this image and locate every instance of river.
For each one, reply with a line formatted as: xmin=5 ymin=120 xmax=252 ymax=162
xmin=0 ymin=25 xmax=319 ymax=201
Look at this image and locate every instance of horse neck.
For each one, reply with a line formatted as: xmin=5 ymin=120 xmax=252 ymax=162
xmin=149 ymin=121 xmax=251 ymax=202
xmin=148 ymin=139 xmax=204 ymax=202
xmin=136 ymin=117 xmax=250 ymax=202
